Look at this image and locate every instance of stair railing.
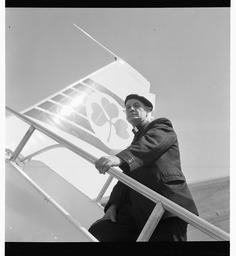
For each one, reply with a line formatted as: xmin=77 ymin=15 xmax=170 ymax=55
xmin=5 ymin=106 xmax=230 ymax=241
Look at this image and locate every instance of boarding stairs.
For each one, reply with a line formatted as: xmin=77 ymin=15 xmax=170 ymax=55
xmin=5 ymin=106 xmax=230 ymax=242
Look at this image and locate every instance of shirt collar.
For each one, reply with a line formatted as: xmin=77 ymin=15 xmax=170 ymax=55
xmin=132 ymin=120 xmax=150 ymax=135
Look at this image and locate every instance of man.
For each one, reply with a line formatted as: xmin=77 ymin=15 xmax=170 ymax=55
xmin=89 ymin=94 xmax=198 ymax=241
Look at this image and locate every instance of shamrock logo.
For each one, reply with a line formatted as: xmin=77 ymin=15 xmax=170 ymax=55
xmin=86 ymin=92 xmax=132 ymax=150
xmin=91 ymin=98 xmax=129 ymax=142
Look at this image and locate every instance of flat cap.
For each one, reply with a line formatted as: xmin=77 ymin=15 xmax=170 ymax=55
xmin=125 ymin=94 xmax=153 ymax=111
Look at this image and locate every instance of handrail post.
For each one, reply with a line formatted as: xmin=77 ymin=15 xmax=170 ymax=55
xmin=94 ymin=175 xmax=113 ymax=203
xmin=10 ymin=125 xmax=35 ymax=161
xmin=136 ymin=202 xmax=165 ymax=241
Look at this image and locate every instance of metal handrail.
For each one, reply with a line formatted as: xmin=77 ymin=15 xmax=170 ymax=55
xmin=20 ymin=144 xmax=64 ymax=162
xmin=5 ymin=106 xmax=230 ymax=241
xmin=7 ymin=160 xmax=98 ymax=242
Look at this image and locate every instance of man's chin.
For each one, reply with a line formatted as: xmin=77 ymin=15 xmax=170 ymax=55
xmin=128 ymin=116 xmax=137 ymax=122
xmin=128 ymin=117 xmax=140 ymax=127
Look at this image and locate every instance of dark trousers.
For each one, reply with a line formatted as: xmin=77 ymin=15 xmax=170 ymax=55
xmin=88 ymin=206 xmax=188 ymax=242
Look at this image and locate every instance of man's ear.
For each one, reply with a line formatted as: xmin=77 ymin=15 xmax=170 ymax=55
xmin=146 ymin=107 xmax=152 ymax=114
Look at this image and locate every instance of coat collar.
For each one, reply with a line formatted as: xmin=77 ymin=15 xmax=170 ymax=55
xmin=132 ymin=120 xmax=150 ymax=135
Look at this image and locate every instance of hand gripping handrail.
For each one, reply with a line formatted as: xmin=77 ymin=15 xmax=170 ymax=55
xmin=5 ymin=106 xmax=230 ymax=241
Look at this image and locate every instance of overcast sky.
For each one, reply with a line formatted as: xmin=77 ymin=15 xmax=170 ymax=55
xmin=5 ymin=8 xmax=230 ymax=182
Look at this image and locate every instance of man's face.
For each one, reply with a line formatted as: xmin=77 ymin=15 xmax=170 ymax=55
xmin=125 ymin=99 xmax=149 ymax=127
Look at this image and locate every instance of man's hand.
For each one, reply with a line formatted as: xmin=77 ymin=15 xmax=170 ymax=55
xmin=102 ymin=204 xmax=117 ymax=222
xmin=95 ymin=155 xmax=123 ymax=174
xmin=90 ymin=204 xmax=117 ymax=227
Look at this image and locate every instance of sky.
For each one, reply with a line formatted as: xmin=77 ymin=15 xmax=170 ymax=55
xmin=5 ymin=7 xmax=230 ymax=184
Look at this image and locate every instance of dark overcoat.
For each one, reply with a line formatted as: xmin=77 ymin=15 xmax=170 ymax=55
xmin=105 ymin=118 xmax=198 ymax=232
